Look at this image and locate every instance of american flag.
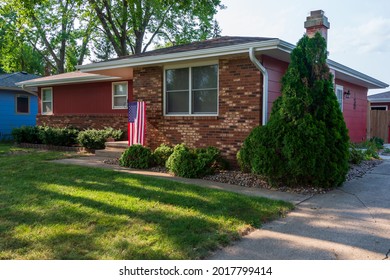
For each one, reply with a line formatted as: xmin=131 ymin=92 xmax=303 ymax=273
xmin=128 ymin=101 xmax=146 ymax=146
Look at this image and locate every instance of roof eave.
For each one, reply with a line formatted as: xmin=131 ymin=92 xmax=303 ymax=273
xmin=0 ymin=86 xmax=37 ymax=95
xmin=367 ymin=98 xmax=390 ymax=103
xmin=15 ymin=75 xmax=122 ymax=88
xmin=328 ymin=59 xmax=389 ymax=89
xmin=77 ymin=39 xmax=284 ymax=72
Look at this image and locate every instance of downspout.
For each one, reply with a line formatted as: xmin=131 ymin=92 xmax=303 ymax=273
xmin=249 ymin=47 xmax=269 ymax=125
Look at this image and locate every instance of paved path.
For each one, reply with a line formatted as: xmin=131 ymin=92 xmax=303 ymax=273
xmin=209 ymin=160 xmax=390 ymax=260
xmin=54 ymin=155 xmax=390 ymax=260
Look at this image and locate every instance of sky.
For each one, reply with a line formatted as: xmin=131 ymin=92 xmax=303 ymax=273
xmin=214 ymin=0 xmax=390 ymax=94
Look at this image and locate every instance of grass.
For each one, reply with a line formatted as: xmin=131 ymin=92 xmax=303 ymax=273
xmin=0 ymin=144 xmax=293 ymax=260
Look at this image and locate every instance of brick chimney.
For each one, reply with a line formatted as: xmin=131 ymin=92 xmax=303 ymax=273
xmin=304 ymin=10 xmax=330 ymax=43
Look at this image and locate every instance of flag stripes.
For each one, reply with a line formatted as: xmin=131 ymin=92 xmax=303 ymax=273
xmin=128 ymin=101 xmax=146 ymax=146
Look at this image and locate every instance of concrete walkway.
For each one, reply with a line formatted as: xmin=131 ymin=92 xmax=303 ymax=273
xmin=54 ymin=155 xmax=390 ymax=260
xmin=209 ymin=160 xmax=390 ymax=260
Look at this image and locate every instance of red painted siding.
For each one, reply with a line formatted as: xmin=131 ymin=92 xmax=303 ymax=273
xmin=336 ymin=79 xmax=368 ymax=143
xmin=262 ymin=55 xmax=288 ymax=117
xmin=38 ymin=80 xmax=133 ymax=115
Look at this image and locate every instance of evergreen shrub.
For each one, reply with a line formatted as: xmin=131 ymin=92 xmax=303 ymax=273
xmin=77 ymin=129 xmax=107 ymax=150
xmin=38 ymin=126 xmax=79 ymax=146
xmin=239 ymin=33 xmax=350 ymax=188
xmin=153 ymin=144 xmax=173 ymax=166
xmin=12 ymin=126 xmax=41 ymax=144
xmin=103 ymin=127 xmax=124 ymax=141
xmin=119 ymin=144 xmax=153 ymax=169
xmin=166 ymin=144 xmax=224 ymax=178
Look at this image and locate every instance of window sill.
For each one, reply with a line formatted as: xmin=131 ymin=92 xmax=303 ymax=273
xmin=163 ymin=115 xmax=218 ymax=120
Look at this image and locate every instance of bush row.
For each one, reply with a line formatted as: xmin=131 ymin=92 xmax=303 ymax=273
xmin=119 ymin=143 xmax=228 ymax=178
xmin=11 ymin=126 xmax=123 ymax=150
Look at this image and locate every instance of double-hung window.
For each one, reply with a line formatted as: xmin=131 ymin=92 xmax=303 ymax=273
xmin=335 ymin=85 xmax=343 ymax=112
xmin=41 ymin=88 xmax=53 ymax=115
xmin=165 ymin=64 xmax=218 ymax=115
xmin=112 ymin=82 xmax=128 ymax=109
xmin=16 ymin=95 xmax=29 ymax=114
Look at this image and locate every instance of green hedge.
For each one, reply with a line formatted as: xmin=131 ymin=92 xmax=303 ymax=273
xmin=119 ymin=145 xmax=154 ymax=169
xmin=166 ymin=144 xmax=226 ymax=178
xmin=153 ymin=144 xmax=174 ymax=166
xmin=77 ymin=129 xmax=107 ymax=150
xmin=12 ymin=125 xmax=123 ymax=150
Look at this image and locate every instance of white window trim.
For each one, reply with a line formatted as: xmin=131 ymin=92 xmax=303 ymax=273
xmin=41 ymin=87 xmax=53 ymax=115
xmin=112 ymin=81 xmax=128 ymax=109
xmin=335 ymin=85 xmax=343 ymax=112
xmin=163 ymin=61 xmax=219 ymax=116
xmin=371 ymin=105 xmax=388 ymax=111
xmin=15 ymin=94 xmax=30 ymax=115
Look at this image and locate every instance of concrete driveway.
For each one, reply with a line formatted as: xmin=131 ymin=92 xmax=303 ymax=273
xmin=209 ymin=160 xmax=390 ymax=260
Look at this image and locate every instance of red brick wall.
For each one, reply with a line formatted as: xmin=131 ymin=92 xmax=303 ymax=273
xmin=37 ymin=114 xmax=128 ymax=131
xmin=132 ymin=55 xmax=263 ymax=164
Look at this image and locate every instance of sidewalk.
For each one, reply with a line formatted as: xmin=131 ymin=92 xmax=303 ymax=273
xmin=209 ymin=161 xmax=390 ymax=260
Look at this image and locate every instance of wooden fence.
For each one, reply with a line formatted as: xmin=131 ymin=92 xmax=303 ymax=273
xmin=368 ymin=110 xmax=390 ymax=143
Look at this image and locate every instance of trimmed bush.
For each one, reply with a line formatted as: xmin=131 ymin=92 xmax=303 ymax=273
xmin=119 ymin=145 xmax=153 ymax=169
xmin=166 ymin=144 xmax=224 ymax=178
xmin=153 ymin=144 xmax=174 ymax=166
xmin=77 ymin=129 xmax=107 ymax=150
xmin=239 ymin=33 xmax=350 ymax=188
xmin=12 ymin=126 xmax=41 ymax=144
xmin=38 ymin=126 xmax=79 ymax=146
xmin=103 ymin=127 xmax=124 ymax=141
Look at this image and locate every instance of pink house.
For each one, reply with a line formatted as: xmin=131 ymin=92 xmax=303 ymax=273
xmin=18 ymin=10 xmax=388 ymax=164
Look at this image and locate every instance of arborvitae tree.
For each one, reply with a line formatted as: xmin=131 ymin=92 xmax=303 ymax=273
xmin=239 ymin=33 xmax=349 ymax=188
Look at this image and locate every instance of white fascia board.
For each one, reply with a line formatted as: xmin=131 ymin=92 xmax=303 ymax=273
xmin=328 ymin=59 xmax=389 ymax=89
xmin=15 ymin=75 xmax=122 ymax=87
xmin=367 ymin=98 xmax=390 ymax=103
xmin=77 ymin=39 xmax=283 ymax=72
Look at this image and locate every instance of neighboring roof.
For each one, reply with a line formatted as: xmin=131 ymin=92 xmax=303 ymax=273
xmin=18 ymin=36 xmax=389 ymax=90
xmin=368 ymin=91 xmax=390 ymax=102
xmin=0 ymin=72 xmax=40 ymax=93
xmin=16 ymin=71 xmax=122 ymax=87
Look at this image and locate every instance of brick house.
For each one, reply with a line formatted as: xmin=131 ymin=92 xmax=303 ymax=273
xmin=18 ymin=11 xmax=388 ymax=164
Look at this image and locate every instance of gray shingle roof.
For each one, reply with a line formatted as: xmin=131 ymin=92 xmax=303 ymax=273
xmin=0 ymin=72 xmax=41 ymax=89
xmin=368 ymin=91 xmax=390 ymax=100
xmin=103 ymin=36 xmax=276 ymax=62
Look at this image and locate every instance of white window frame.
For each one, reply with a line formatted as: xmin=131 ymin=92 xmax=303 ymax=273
xmin=15 ymin=94 xmax=30 ymax=114
xmin=163 ymin=61 xmax=219 ymax=116
xmin=370 ymin=105 xmax=388 ymax=111
xmin=112 ymin=81 xmax=128 ymax=109
xmin=41 ymin=87 xmax=53 ymax=115
xmin=335 ymin=85 xmax=343 ymax=112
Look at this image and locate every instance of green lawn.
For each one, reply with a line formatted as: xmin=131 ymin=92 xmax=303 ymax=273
xmin=0 ymin=144 xmax=293 ymax=260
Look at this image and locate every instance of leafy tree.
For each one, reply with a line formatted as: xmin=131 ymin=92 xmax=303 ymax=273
xmin=239 ymin=33 xmax=350 ymax=189
xmin=0 ymin=4 xmax=44 ymax=75
xmin=5 ymin=0 xmax=96 ymax=74
xmin=89 ymin=0 xmax=225 ymax=56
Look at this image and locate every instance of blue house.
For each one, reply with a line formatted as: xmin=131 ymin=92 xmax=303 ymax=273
xmin=0 ymin=72 xmax=40 ymax=140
